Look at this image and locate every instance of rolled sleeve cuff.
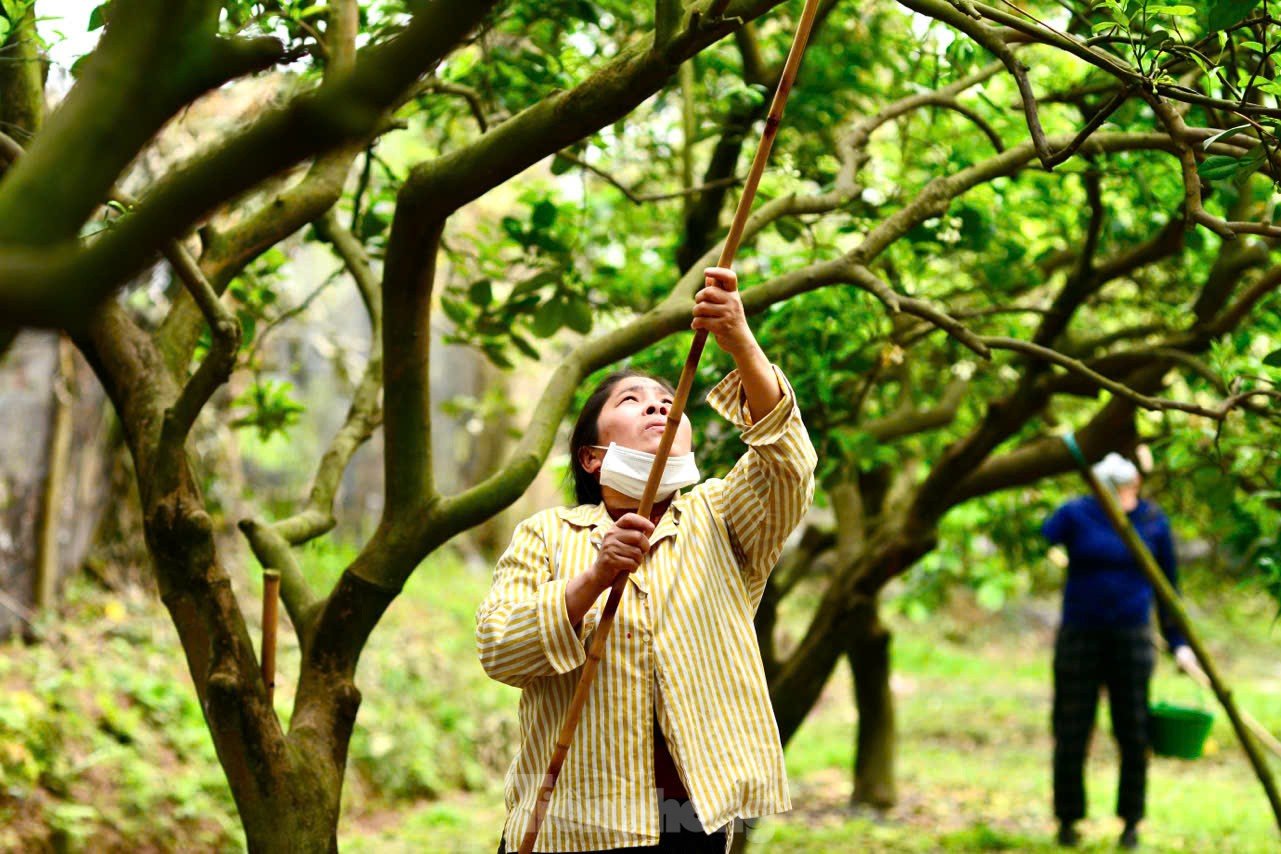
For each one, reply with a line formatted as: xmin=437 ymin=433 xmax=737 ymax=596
xmin=537 ymin=578 xmax=587 ymax=674
xmin=706 ymin=364 xmax=798 ymax=446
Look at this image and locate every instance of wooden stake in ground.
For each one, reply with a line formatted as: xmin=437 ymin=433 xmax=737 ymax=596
xmin=516 ymin=2 xmax=825 ymax=850
xmin=1061 ymin=433 xmax=1281 ymax=836
xmin=261 ymin=569 xmax=281 ymax=706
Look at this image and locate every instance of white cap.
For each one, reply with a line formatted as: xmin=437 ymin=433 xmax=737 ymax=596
xmin=1092 ymin=452 xmax=1139 ymax=488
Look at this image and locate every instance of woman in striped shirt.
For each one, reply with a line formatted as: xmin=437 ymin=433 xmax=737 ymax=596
xmin=477 ymin=267 xmax=817 ymax=853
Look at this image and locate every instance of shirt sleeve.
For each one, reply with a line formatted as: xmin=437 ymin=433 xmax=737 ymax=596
xmin=1042 ymin=503 xmax=1072 ymax=546
xmin=475 ymin=515 xmax=587 ymax=689
xmin=701 ymin=364 xmax=817 ymax=601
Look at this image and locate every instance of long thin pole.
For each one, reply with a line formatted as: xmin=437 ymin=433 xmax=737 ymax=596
xmin=1061 ymin=435 xmax=1281 ymax=836
xmin=1155 ymin=636 xmax=1281 ymax=760
xmin=261 ymin=569 xmax=281 ymax=706
xmin=517 ymin=3 xmax=824 ymax=851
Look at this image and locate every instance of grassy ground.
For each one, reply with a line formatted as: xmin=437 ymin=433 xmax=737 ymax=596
xmin=1 ymin=546 xmax=1278 ymax=852
xmin=341 ymin=560 xmax=1281 ymax=853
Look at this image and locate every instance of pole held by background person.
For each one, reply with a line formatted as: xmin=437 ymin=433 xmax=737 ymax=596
xmin=1060 ymin=433 xmax=1281 ymax=835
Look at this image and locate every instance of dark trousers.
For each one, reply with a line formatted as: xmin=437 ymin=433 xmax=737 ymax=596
xmin=1052 ymin=624 xmax=1154 ymax=824
xmin=496 ymin=799 xmax=727 ymax=853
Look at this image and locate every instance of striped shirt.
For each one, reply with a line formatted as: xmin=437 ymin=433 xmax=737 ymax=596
xmin=476 ymin=366 xmax=816 ymax=851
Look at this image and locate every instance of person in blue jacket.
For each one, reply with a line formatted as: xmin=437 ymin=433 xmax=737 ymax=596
xmin=1042 ymin=452 xmax=1196 ymax=850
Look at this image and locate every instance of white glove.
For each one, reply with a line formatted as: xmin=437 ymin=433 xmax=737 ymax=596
xmin=1174 ymin=645 xmax=1198 ymax=674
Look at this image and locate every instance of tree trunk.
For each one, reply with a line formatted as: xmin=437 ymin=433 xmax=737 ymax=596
xmin=770 ymin=590 xmax=852 ymax=746
xmin=234 ymin=763 xmax=344 ymax=854
xmin=846 ymin=595 xmax=896 ymax=808
xmin=34 ymin=336 xmax=75 ymax=609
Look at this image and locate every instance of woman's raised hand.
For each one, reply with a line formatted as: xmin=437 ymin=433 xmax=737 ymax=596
xmin=590 ymin=513 xmax=654 ymax=590
xmin=692 ymin=266 xmax=755 ymax=357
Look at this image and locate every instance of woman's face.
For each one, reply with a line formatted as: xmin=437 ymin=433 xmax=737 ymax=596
xmin=1116 ymin=477 xmax=1141 ymax=511
xmin=580 ymin=377 xmax=693 ymax=476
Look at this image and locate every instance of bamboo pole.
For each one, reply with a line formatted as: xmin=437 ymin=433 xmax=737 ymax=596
xmin=1168 ymin=642 xmax=1281 ymax=760
xmin=261 ymin=569 xmax=281 ymax=706
xmin=1060 ymin=433 xmax=1281 ymax=836
xmin=516 ymin=2 xmax=824 ymax=850
xmin=1153 ymin=630 xmax=1281 ymax=760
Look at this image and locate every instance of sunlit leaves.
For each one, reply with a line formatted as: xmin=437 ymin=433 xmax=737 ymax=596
xmin=230 ymin=378 xmax=306 ymax=441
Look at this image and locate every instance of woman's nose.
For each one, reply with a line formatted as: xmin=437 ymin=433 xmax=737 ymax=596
xmin=646 ymin=401 xmax=669 ymax=416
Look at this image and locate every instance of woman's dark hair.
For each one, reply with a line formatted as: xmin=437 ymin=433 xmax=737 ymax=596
xmin=568 ymin=369 xmax=675 ymax=506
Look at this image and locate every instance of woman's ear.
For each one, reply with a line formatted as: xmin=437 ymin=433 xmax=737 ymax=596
xmin=579 ymin=446 xmax=602 ymax=475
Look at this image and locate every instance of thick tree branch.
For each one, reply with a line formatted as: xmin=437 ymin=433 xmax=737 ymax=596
xmin=982 ymin=336 xmax=1237 ymax=420
xmin=862 ymin=377 xmax=969 ymax=442
xmin=0 ymin=1 xmax=283 ymax=245
xmin=398 ymin=0 xmax=792 ymax=219
xmin=159 ymin=0 xmax=365 ymax=379
xmin=0 ymin=0 xmax=499 ymax=329
xmin=155 ymin=242 xmax=242 ymax=493
xmin=1209 ymin=264 xmax=1281 ymax=335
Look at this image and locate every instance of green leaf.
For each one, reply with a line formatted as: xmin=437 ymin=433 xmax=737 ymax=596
xmin=1263 ymin=348 xmax=1281 ymax=367
xmin=467 ymin=279 xmax=492 ymax=307
xmin=482 ymin=343 xmax=514 ymax=370
xmin=531 ymin=230 xmax=567 ymax=254
xmin=440 ymin=296 xmax=471 ymax=327
xmin=1207 ymin=0 xmax=1263 ymax=32
xmin=358 ymin=210 xmax=389 ymax=240
xmin=88 ymin=3 xmax=108 ymax=31
xmin=1202 ymin=124 xmax=1252 ymax=149
xmin=531 ymin=299 xmax=564 ymax=338
xmin=444 ymin=45 xmax=479 ymax=81
xmin=531 ymin=199 xmax=558 ymax=230
xmin=550 ymin=154 xmax=574 ymax=175
xmin=511 ymin=270 xmax=559 ymax=298
xmin=1197 ymin=154 xmax=1246 ymax=180
xmin=774 ymin=218 xmax=803 ymax=242
xmin=501 ymin=216 xmax=525 ymax=243
xmin=510 ymin=333 xmax=540 ymax=360
xmin=564 ymin=298 xmax=593 ymax=334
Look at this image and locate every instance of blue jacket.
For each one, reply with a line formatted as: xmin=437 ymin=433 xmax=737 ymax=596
xmin=1042 ymin=496 xmax=1185 ymax=650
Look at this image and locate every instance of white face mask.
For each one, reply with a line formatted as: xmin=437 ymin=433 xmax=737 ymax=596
xmin=588 ymin=442 xmax=700 ymax=501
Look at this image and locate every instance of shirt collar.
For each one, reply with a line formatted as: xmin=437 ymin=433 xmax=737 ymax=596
xmin=555 ymin=492 xmax=687 ymax=547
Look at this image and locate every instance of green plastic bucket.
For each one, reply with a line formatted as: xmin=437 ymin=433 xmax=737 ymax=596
xmin=1149 ymin=701 xmax=1214 ymax=759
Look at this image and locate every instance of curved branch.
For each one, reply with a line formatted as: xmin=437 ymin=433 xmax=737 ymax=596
xmin=862 ymin=377 xmax=969 ymax=442
xmin=558 ymin=150 xmax=742 ymax=204
xmin=981 ymin=336 xmax=1234 ymax=419
xmin=0 ymin=2 xmax=284 ymax=246
xmin=0 ymin=0 xmax=499 ymax=330
xmin=951 ymin=0 xmax=1281 ymax=119
xmin=155 ymin=242 xmax=242 ymax=493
